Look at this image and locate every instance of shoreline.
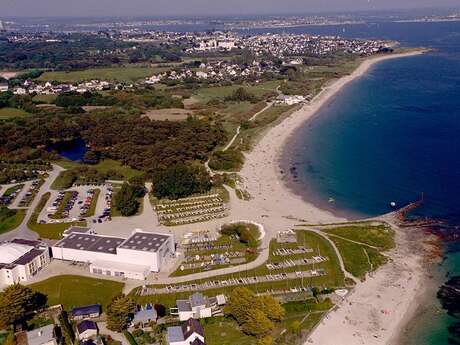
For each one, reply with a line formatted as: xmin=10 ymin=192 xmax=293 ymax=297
xmin=237 ymin=49 xmax=429 ymax=345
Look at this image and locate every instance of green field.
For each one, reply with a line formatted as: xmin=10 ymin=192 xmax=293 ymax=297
xmin=0 ymin=208 xmax=26 ymax=234
xmin=38 ymin=66 xmax=171 ymax=83
xmin=195 ymin=80 xmax=280 ymax=102
xmin=33 ymin=94 xmax=58 ymax=103
xmin=323 ymin=223 xmax=395 ymax=250
xmin=54 ymin=159 xmax=143 ymax=181
xmin=0 ymin=107 xmax=29 ymax=119
xmin=204 ymin=318 xmax=255 ymax=345
xmin=329 ymin=237 xmax=371 ymax=280
xmin=29 ymin=275 xmax=124 ymax=310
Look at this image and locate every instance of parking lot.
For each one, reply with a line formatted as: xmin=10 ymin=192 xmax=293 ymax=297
xmin=38 ymin=184 xmax=112 ymax=224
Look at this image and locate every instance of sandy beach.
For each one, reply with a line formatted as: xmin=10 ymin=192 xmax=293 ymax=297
xmin=236 ymin=50 xmax=429 ymax=345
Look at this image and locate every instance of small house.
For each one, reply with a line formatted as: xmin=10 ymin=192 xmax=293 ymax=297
xmin=77 ymin=320 xmax=98 ymax=340
xmin=71 ymin=304 xmax=101 ymax=320
xmin=167 ymin=319 xmax=205 ymax=345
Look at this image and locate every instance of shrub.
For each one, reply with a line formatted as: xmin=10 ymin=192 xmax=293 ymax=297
xmin=208 ymin=150 xmax=244 ymax=171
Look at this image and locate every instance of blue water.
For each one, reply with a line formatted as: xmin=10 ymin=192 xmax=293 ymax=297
xmin=48 ymin=137 xmax=87 ymax=161
xmin=278 ymin=21 xmax=460 ymax=344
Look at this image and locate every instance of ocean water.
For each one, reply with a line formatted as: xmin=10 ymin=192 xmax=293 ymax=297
xmin=280 ymin=21 xmax=460 ymax=344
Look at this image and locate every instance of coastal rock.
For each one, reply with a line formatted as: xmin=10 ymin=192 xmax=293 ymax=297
xmin=438 ymin=276 xmax=460 ymax=316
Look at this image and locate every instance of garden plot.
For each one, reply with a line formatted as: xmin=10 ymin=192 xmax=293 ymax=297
xmin=153 ymin=193 xmax=227 ymax=226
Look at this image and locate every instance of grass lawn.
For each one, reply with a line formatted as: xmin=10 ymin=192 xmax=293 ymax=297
xmin=28 ymin=192 xmax=86 ymax=239
xmin=195 ymin=80 xmax=280 ymax=103
xmin=38 ymin=66 xmax=171 ymax=83
xmin=0 ymin=107 xmax=29 ymax=119
xmin=29 ymin=275 xmax=124 ymax=310
xmin=204 ymin=318 xmax=255 ymax=345
xmin=323 ymin=223 xmax=395 ymax=251
xmin=54 ymin=159 xmax=143 ymax=181
xmin=0 ymin=208 xmax=26 ymax=234
xmin=328 ymin=236 xmax=371 ymax=280
xmin=33 ymin=94 xmax=58 ymax=103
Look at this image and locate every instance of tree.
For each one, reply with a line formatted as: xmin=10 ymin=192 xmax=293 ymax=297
xmin=225 ymin=287 xmax=261 ymax=322
xmin=257 ymin=335 xmax=273 ymax=345
xmin=151 ymin=162 xmax=211 ymax=199
xmin=114 ymin=183 xmax=144 ymax=216
xmin=225 ymin=287 xmax=284 ymax=338
xmin=259 ymin=295 xmax=285 ymax=321
xmin=106 ymin=294 xmax=136 ymax=332
xmin=241 ymin=309 xmax=273 ymax=338
xmin=0 ymin=284 xmax=45 ymax=329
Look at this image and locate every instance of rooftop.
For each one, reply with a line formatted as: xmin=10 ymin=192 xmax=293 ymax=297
xmin=71 ymin=304 xmax=101 ymax=317
xmin=167 ymin=326 xmax=184 ymax=343
xmin=77 ymin=320 xmax=98 ymax=334
xmin=0 ymin=242 xmax=33 ymax=264
xmin=26 ymin=325 xmax=55 ymax=345
xmin=54 ymin=233 xmax=124 ymax=254
xmin=118 ymin=232 xmax=170 ymax=253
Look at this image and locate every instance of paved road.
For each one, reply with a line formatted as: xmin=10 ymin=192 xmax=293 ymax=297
xmin=0 ymin=164 xmax=64 ymax=241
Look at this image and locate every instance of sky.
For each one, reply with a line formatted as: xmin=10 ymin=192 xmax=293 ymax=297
xmin=0 ymin=0 xmax=458 ymax=17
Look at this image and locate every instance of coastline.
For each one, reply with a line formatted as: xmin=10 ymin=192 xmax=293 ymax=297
xmin=237 ymin=49 xmax=429 ymax=345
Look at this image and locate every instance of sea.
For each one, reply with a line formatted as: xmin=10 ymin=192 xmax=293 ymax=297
xmin=272 ymin=21 xmax=460 ymax=344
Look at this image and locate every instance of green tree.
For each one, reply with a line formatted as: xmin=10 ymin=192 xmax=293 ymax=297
xmin=106 ymin=294 xmax=136 ymax=332
xmin=287 ymin=320 xmax=301 ymax=335
xmin=257 ymin=335 xmax=273 ymax=345
xmin=0 ymin=284 xmax=44 ymax=329
xmin=225 ymin=287 xmax=261 ymax=322
xmin=259 ymin=295 xmax=285 ymax=321
xmin=151 ymin=162 xmax=211 ymax=199
xmin=241 ymin=309 xmax=273 ymax=337
xmin=114 ymin=183 xmax=144 ymax=216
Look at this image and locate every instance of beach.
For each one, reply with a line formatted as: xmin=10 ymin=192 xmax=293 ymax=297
xmin=236 ymin=50 xmax=429 ymax=345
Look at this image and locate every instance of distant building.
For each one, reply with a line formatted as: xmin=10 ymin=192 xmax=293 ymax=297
xmin=0 ymin=239 xmax=51 ymax=287
xmin=275 ymin=95 xmax=305 ymax=106
xmin=16 ymin=325 xmax=57 ymax=345
xmin=51 ymin=229 xmax=175 ymax=280
xmin=167 ymin=319 xmax=205 ymax=345
xmin=171 ymin=292 xmax=226 ymax=321
xmin=0 ymin=83 xmax=8 ymax=92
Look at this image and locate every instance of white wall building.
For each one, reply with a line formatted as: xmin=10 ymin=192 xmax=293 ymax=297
xmin=51 ymin=229 xmax=175 ymax=280
xmin=0 ymin=239 xmax=51 ymax=288
xmin=172 ymin=292 xmax=226 ymax=321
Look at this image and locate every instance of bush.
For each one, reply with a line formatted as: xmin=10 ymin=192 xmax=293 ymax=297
xmin=208 ymin=150 xmax=244 ymax=171
xmin=114 ymin=183 xmax=145 ymax=216
xmin=221 ymin=223 xmax=258 ymax=247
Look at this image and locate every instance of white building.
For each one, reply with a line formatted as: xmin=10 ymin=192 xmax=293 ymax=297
xmin=172 ymin=292 xmax=226 ymax=321
xmin=0 ymin=83 xmax=9 ymax=92
xmin=51 ymin=229 xmax=175 ymax=280
xmin=0 ymin=239 xmax=51 ymax=288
